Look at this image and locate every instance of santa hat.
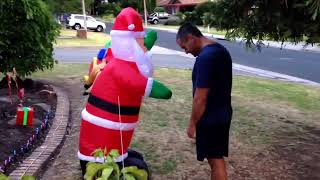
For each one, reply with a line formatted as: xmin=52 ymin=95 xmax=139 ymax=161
xmin=110 ymin=7 xmax=145 ymax=38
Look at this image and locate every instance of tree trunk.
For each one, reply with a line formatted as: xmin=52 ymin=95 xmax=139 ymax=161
xmin=77 ymin=29 xmax=87 ymax=39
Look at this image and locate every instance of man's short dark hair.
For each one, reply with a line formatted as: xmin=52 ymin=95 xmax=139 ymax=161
xmin=176 ymin=22 xmax=203 ymax=42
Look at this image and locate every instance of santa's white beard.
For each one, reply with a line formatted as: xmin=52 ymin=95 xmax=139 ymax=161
xmin=110 ymin=36 xmax=154 ymax=78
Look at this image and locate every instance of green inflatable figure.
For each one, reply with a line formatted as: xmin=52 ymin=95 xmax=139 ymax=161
xmin=144 ymin=30 xmax=158 ymax=50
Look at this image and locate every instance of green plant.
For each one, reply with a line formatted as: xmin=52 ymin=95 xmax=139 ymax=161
xmin=0 ymin=0 xmax=60 ymax=76
xmin=0 ymin=173 xmax=9 ymax=180
xmin=84 ymin=148 xmax=148 ymax=180
xmin=195 ymin=1 xmax=217 ymax=25
xmin=209 ymin=0 xmax=320 ymax=47
xmin=0 ymin=173 xmax=35 ymax=180
xmin=101 ymin=14 xmax=115 ymax=22
xmin=175 ymin=12 xmax=184 ymax=25
xmin=98 ymin=3 xmax=121 ymax=17
xmin=153 ymin=7 xmax=165 ymax=12
xmin=181 ymin=11 xmax=201 ymax=25
xmin=20 ymin=176 xmax=36 ymax=180
xmin=202 ymin=12 xmax=215 ymax=27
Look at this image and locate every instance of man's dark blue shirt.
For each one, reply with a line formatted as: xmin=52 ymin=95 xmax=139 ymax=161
xmin=192 ymin=43 xmax=233 ymax=124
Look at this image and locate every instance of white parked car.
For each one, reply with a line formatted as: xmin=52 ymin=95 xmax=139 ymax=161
xmin=66 ymin=14 xmax=106 ymax=32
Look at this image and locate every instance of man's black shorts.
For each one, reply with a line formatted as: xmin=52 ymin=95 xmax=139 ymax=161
xmin=196 ymin=120 xmax=231 ymax=161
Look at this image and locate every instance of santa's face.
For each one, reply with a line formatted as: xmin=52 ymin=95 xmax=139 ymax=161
xmin=133 ymin=36 xmax=153 ymax=77
xmin=109 ymin=34 xmax=154 ymax=77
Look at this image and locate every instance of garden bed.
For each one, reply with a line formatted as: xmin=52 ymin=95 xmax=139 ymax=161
xmin=0 ymin=77 xmax=57 ymax=175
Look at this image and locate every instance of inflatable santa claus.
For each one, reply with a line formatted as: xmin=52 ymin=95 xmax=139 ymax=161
xmin=78 ymin=7 xmax=172 ymax=173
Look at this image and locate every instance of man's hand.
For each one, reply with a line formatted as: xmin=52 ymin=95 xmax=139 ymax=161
xmin=187 ymin=122 xmax=196 ymax=139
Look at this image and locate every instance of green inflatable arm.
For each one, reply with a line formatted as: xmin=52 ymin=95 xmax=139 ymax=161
xmin=149 ymin=80 xmax=172 ymax=99
xmin=144 ymin=30 xmax=158 ymax=50
xmin=105 ymin=40 xmax=111 ymax=48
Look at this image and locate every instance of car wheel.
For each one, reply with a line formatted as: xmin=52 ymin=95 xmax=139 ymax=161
xmin=74 ymin=24 xmax=81 ymax=30
xmin=153 ymin=19 xmax=159 ymax=24
xmin=96 ymin=25 xmax=103 ymax=32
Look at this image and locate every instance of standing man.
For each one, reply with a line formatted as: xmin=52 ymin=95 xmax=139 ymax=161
xmin=176 ymin=22 xmax=233 ymax=180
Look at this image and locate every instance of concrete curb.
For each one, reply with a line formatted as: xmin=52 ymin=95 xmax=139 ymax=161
xmin=9 ymin=86 xmax=70 ymax=180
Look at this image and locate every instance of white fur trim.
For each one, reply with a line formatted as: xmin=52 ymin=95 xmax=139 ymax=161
xmin=82 ymin=108 xmax=138 ymax=131
xmin=110 ymin=30 xmax=145 ymax=38
xmin=78 ymin=151 xmax=128 ymax=163
xmin=128 ymin=24 xmax=135 ymax=30
xmin=144 ymin=78 xmax=153 ymax=97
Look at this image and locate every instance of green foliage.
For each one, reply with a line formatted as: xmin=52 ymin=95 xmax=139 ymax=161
xmin=0 ymin=173 xmax=35 ymax=180
xmin=43 ymin=0 xmax=86 ymax=14
xmin=101 ymin=14 xmax=115 ymax=21
xmin=84 ymin=149 xmax=148 ymax=180
xmin=154 ymin=7 xmax=165 ymax=12
xmin=202 ymin=12 xmax=215 ymax=27
xmin=121 ymin=166 xmax=148 ymax=180
xmin=182 ymin=0 xmax=320 ymax=48
xmin=207 ymin=0 xmax=320 ymax=47
xmin=307 ymin=0 xmax=320 ymax=20
xmin=147 ymin=0 xmax=157 ymax=13
xmin=0 ymin=173 xmax=9 ymax=180
xmin=0 ymin=0 xmax=59 ymax=76
xmin=119 ymin=0 xmax=156 ymax=14
xmin=98 ymin=3 xmax=122 ymax=17
xmin=175 ymin=12 xmax=184 ymax=22
xmin=194 ymin=1 xmax=217 ymax=25
xmin=177 ymin=2 xmax=218 ymax=25
xmin=21 ymin=176 xmax=36 ymax=180
xmin=44 ymin=0 xmax=156 ymax=17
xmin=120 ymin=0 xmax=141 ymax=11
xmin=179 ymin=11 xmax=202 ymax=25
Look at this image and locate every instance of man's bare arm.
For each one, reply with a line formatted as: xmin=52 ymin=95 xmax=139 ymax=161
xmin=187 ymin=88 xmax=210 ymax=138
xmin=190 ymin=88 xmax=210 ymax=125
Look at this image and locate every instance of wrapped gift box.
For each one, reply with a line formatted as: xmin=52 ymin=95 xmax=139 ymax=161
xmin=16 ymin=106 xmax=34 ymax=126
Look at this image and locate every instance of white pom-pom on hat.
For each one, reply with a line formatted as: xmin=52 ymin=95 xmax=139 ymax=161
xmin=128 ymin=24 xmax=135 ymax=31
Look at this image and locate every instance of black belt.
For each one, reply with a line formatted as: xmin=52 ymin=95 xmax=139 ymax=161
xmin=88 ymin=94 xmax=140 ymax=116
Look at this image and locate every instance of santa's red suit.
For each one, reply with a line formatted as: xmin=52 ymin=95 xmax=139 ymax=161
xmin=78 ymin=7 xmax=154 ymax=162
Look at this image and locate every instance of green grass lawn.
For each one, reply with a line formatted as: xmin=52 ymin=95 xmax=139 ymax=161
xmin=55 ymin=29 xmax=110 ymax=47
xmin=29 ymin=64 xmax=320 ymax=178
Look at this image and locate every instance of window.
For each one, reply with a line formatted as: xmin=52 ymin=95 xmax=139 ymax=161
xmin=86 ymin=17 xmax=95 ymax=21
xmin=75 ymin=16 xmax=84 ymax=20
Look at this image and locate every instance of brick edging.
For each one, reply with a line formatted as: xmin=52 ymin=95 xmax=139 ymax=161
xmin=9 ymin=86 xmax=70 ymax=180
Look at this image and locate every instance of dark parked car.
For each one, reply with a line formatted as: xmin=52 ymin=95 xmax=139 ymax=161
xmin=57 ymin=13 xmax=71 ymax=25
xmin=163 ymin=15 xmax=180 ymax=25
xmin=147 ymin=12 xmax=170 ymax=24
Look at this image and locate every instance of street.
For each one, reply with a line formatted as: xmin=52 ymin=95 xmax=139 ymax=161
xmin=105 ymin=23 xmax=320 ymax=83
xmin=54 ymin=23 xmax=320 ymax=83
xmin=147 ymin=27 xmax=320 ymax=83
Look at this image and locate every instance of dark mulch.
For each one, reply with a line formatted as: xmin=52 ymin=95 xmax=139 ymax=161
xmin=0 ymin=77 xmax=57 ymax=175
